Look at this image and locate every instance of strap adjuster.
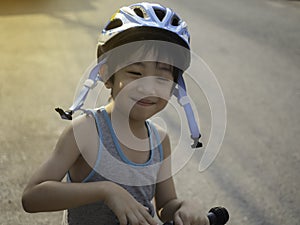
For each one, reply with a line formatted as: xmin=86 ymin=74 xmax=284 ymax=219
xmin=191 ymin=134 xmax=202 ymax=148
xmin=178 ymin=96 xmax=190 ymax=106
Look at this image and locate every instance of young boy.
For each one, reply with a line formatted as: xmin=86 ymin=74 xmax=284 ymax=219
xmin=22 ymin=2 xmax=208 ymax=225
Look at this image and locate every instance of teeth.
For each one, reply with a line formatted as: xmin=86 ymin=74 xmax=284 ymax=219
xmin=132 ymin=98 xmax=155 ymax=105
xmin=137 ymin=99 xmax=154 ymax=105
xmin=139 ymin=101 xmax=152 ymax=104
xmin=140 ymin=100 xmax=152 ymax=103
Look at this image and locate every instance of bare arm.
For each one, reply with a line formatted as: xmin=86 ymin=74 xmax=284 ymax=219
xmin=21 ymin=115 xmax=112 ymax=212
xmin=154 ymin=131 xmax=182 ymax=222
xmin=22 ymin=115 xmax=158 ymax=225
xmin=154 ymin=130 xmax=209 ymax=225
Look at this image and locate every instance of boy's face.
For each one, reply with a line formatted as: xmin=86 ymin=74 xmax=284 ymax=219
xmin=107 ymin=61 xmax=175 ymax=121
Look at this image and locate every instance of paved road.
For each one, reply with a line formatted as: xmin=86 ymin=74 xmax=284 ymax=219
xmin=1 ymin=0 xmax=299 ymax=224
xmin=169 ymin=0 xmax=300 ymax=225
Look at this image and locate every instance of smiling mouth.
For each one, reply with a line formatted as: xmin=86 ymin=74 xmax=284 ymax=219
xmin=133 ymin=98 xmax=155 ymax=106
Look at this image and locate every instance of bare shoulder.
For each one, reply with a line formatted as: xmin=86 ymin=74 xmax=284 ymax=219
xmin=71 ymin=112 xmax=97 ymax=131
xmin=45 ymin=114 xmax=96 ymax=170
xmin=30 ymin=114 xmax=97 ymax=183
xmin=58 ymin=113 xmax=95 ymax=150
xmin=71 ymin=112 xmax=99 ymax=150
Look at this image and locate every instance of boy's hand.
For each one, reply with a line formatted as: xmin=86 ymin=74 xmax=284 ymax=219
xmin=103 ymin=182 xmax=157 ymax=225
xmin=173 ymin=200 xmax=209 ymax=225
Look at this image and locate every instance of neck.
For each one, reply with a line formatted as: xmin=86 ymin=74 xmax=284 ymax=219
xmin=104 ymin=102 xmax=148 ymax=139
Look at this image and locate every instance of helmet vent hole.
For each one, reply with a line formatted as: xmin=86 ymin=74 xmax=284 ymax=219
xmin=171 ymin=15 xmax=180 ymax=26
xmin=105 ymin=19 xmax=123 ymax=30
xmin=133 ymin=8 xmax=145 ymax=18
xmin=154 ymin=9 xmax=166 ymax=21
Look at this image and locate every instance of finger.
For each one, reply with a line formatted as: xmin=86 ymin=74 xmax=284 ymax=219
xmin=202 ymin=216 xmax=210 ymax=225
xmin=139 ymin=208 xmax=157 ymax=225
xmin=195 ymin=214 xmax=209 ymax=225
xmin=177 ymin=212 xmax=190 ymax=225
xmin=134 ymin=212 xmax=150 ymax=225
xmin=191 ymin=217 xmax=201 ymax=225
xmin=127 ymin=211 xmax=139 ymax=225
xmin=173 ymin=213 xmax=183 ymax=225
xmin=117 ymin=214 xmax=128 ymax=225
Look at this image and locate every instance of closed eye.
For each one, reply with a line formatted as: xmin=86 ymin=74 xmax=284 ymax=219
xmin=127 ymin=71 xmax=142 ymax=76
xmin=156 ymin=77 xmax=170 ymax=82
xmin=155 ymin=77 xmax=173 ymax=86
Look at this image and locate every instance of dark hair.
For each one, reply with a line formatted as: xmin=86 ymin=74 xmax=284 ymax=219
xmin=102 ymin=44 xmax=184 ymax=85
xmin=98 ymin=28 xmax=190 ymax=85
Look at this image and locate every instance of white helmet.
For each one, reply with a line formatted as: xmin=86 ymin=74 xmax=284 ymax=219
xmin=97 ymin=2 xmax=190 ymax=58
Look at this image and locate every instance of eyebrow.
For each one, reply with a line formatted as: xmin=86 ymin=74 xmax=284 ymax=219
xmin=130 ymin=62 xmax=172 ymax=70
xmin=130 ymin=62 xmax=145 ymax=67
xmin=156 ymin=62 xmax=172 ymax=70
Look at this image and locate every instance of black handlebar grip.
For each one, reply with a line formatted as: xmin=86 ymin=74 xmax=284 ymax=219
xmin=162 ymin=206 xmax=229 ymax=225
xmin=208 ymin=206 xmax=229 ymax=225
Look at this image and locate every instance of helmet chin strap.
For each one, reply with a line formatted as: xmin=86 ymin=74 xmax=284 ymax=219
xmin=173 ymin=74 xmax=202 ymax=148
xmin=55 ymin=58 xmax=107 ymax=120
xmin=55 ymin=61 xmax=202 ymax=148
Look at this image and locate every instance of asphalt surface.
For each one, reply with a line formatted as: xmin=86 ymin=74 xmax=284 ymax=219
xmin=1 ymin=0 xmax=299 ymax=224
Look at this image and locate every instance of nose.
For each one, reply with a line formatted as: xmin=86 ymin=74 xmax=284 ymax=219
xmin=136 ymin=77 xmax=156 ymax=95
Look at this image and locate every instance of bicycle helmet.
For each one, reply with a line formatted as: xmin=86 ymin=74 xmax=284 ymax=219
xmin=97 ymin=2 xmax=190 ymax=59
xmin=55 ymin=2 xmax=202 ymax=148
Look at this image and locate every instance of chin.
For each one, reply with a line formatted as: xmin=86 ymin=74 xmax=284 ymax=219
xmin=130 ymin=104 xmax=166 ymax=121
xmin=129 ymin=110 xmax=155 ymax=121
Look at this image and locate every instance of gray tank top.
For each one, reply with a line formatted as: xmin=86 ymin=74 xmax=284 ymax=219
xmin=65 ymin=107 xmax=163 ymax=225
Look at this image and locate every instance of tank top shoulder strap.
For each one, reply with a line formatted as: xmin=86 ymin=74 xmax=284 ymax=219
xmin=145 ymin=119 xmax=164 ymax=162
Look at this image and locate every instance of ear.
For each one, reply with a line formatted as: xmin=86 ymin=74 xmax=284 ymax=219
xmin=99 ymin=63 xmax=108 ymax=80
xmin=99 ymin=64 xmax=113 ymax=88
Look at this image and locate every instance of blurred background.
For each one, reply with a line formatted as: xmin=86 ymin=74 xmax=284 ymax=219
xmin=1 ymin=0 xmax=299 ymax=224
